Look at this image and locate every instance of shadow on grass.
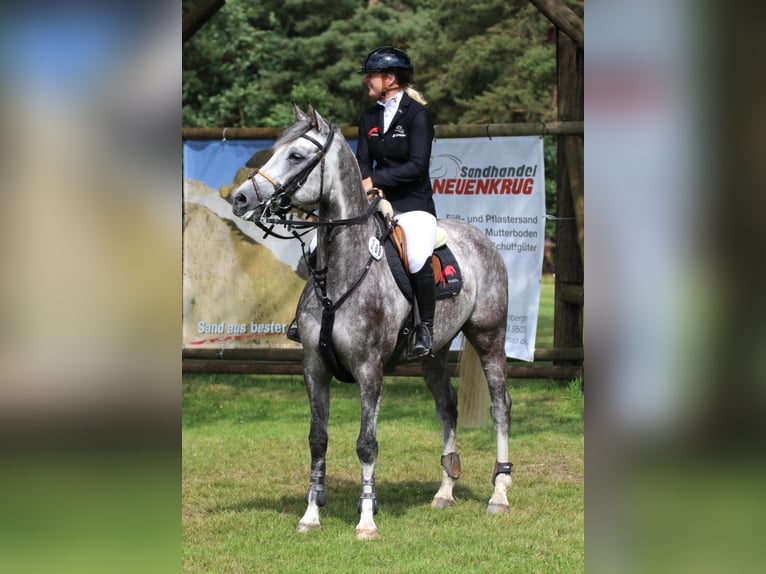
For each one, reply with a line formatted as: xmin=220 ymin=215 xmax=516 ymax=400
xmin=213 ymin=478 xmax=482 ymax=526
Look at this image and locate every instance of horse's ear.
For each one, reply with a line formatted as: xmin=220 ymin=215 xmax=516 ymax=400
xmin=308 ymin=104 xmax=330 ymax=134
xmin=292 ymin=102 xmax=310 ymax=121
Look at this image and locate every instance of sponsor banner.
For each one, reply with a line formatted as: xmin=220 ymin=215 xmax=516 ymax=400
xmin=183 ymin=139 xmax=306 ymax=350
xmin=183 ymin=136 xmax=545 ymax=360
xmin=431 ymin=137 xmax=545 ymax=361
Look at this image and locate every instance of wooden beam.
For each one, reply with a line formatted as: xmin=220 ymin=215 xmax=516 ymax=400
xmin=181 ymin=359 xmax=582 ymax=380
xmin=528 ymin=0 xmax=584 ymax=50
xmin=182 ymin=347 xmax=584 ymax=363
xmin=182 ymin=121 xmax=584 ymax=141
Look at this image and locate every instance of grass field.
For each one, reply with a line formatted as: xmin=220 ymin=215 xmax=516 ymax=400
xmin=182 ymin=375 xmax=582 ymax=572
xmin=182 ymin=272 xmax=582 ymax=572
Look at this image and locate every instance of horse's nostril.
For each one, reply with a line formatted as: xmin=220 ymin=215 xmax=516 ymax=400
xmin=233 ymin=192 xmax=246 ymax=205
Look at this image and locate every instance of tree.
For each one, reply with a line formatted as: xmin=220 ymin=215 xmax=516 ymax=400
xmin=182 ymin=0 xmax=580 ymax=127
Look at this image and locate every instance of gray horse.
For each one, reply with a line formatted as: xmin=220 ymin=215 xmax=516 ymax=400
xmin=231 ymin=105 xmax=512 ymax=539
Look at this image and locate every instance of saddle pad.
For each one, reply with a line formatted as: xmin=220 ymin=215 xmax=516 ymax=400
xmin=433 ymin=245 xmax=462 ymax=299
xmin=381 ymin=227 xmax=463 ymax=300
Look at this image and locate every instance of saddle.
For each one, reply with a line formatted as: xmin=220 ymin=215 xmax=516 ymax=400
xmin=376 ymin=201 xmax=463 ymax=302
xmin=317 ymin=202 xmax=463 ymax=385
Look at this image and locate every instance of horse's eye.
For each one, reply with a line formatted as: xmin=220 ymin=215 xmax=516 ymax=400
xmin=289 ymin=152 xmax=305 ymax=162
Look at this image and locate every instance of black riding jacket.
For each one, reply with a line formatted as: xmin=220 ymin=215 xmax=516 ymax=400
xmin=356 ymin=92 xmax=436 ymax=217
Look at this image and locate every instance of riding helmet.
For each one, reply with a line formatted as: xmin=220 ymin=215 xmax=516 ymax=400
xmin=358 ymin=46 xmax=413 ymax=84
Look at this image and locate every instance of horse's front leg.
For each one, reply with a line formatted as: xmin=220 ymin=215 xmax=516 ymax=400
xmin=297 ymin=357 xmax=332 ymax=533
xmin=354 ymin=370 xmax=383 ymax=540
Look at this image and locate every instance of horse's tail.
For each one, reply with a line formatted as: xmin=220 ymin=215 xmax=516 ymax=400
xmin=457 ymin=338 xmax=490 ymax=428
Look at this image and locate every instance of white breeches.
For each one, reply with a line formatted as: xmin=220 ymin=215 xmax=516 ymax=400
xmin=308 ymin=209 xmax=436 ymax=273
xmin=394 ymin=210 xmax=437 ymax=273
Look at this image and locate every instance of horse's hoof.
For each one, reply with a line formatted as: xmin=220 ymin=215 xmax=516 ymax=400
xmin=486 ymin=503 xmax=510 ymax=515
xmin=431 ymin=497 xmax=456 ymax=509
xmin=355 ymin=527 xmax=380 ymax=540
xmin=296 ymin=521 xmax=321 ymax=533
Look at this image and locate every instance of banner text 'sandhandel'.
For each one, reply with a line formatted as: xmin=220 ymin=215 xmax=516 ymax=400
xmin=430 ymin=136 xmax=545 ymax=361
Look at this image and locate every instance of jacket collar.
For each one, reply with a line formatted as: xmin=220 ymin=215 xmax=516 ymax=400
xmin=377 ymin=91 xmax=412 ymax=131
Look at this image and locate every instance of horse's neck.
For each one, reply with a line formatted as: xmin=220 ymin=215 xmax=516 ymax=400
xmin=315 ymin=189 xmax=377 ymax=291
xmin=312 ymin=144 xmax=380 ymax=292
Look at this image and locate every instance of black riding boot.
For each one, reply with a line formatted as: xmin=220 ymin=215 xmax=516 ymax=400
xmin=409 ymin=259 xmax=436 ymax=359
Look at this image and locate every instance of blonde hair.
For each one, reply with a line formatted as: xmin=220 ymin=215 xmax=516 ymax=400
xmin=405 ymin=86 xmax=427 ymax=105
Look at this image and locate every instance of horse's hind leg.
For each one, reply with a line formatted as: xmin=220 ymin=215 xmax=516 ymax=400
xmin=466 ymin=328 xmax=513 ymax=514
xmin=297 ymin=357 xmax=332 ymax=533
xmin=422 ymin=346 xmax=460 ymax=508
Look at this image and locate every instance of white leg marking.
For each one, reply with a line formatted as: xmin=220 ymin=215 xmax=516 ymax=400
xmin=355 ymin=462 xmax=379 ymax=539
xmin=487 ymin=471 xmax=512 ymax=514
xmin=431 ymin=472 xmax=457 ymax=508
xmin=297 ymin=500 xmax=321 ymax=532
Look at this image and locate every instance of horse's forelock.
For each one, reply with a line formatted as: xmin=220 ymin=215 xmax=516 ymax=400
xmin=275 ymin=118 xmax=314 ymax=147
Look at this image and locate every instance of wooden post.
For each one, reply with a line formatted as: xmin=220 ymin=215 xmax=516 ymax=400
xmin=553 ymin=29 xmax=584 ymax=381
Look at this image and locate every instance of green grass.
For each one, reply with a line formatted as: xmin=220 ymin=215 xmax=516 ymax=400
xmin=183 ymin=374 xmax=583 ymax=573
xmin=535 ymin=273 xmax=555 ymax=348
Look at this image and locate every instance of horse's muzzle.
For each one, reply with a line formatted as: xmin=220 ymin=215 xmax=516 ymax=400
xmin=231 ymin=188 xmax=252 ymax=217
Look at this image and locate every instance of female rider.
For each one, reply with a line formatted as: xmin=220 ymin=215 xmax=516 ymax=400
xmin=356 ymin=46 xmax=437 ymax=359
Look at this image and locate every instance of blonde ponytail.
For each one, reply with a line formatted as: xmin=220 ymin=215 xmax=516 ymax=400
xmin=405 ymin=86 xmax=428 ymax=105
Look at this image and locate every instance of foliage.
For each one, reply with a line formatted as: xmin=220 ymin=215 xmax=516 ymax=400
xmin=182 ymin=0 xmax=584 ymax=128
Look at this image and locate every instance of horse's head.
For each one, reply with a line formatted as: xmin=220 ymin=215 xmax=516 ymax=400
xmin=231 ymin=104 xmax=337 ymax=223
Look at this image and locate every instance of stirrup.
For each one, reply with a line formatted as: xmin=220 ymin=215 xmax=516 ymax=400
xmin=407 ymin=323 xmax=432 ymax=359
xmin=287 ymin=319 xmax=300 ymax=342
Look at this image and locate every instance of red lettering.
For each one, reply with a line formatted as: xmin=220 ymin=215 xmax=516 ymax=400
xmin=434 ymin=177 xmax=535 ymax=195
xmin=523 ymin=178 xmax=534 ymax=194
